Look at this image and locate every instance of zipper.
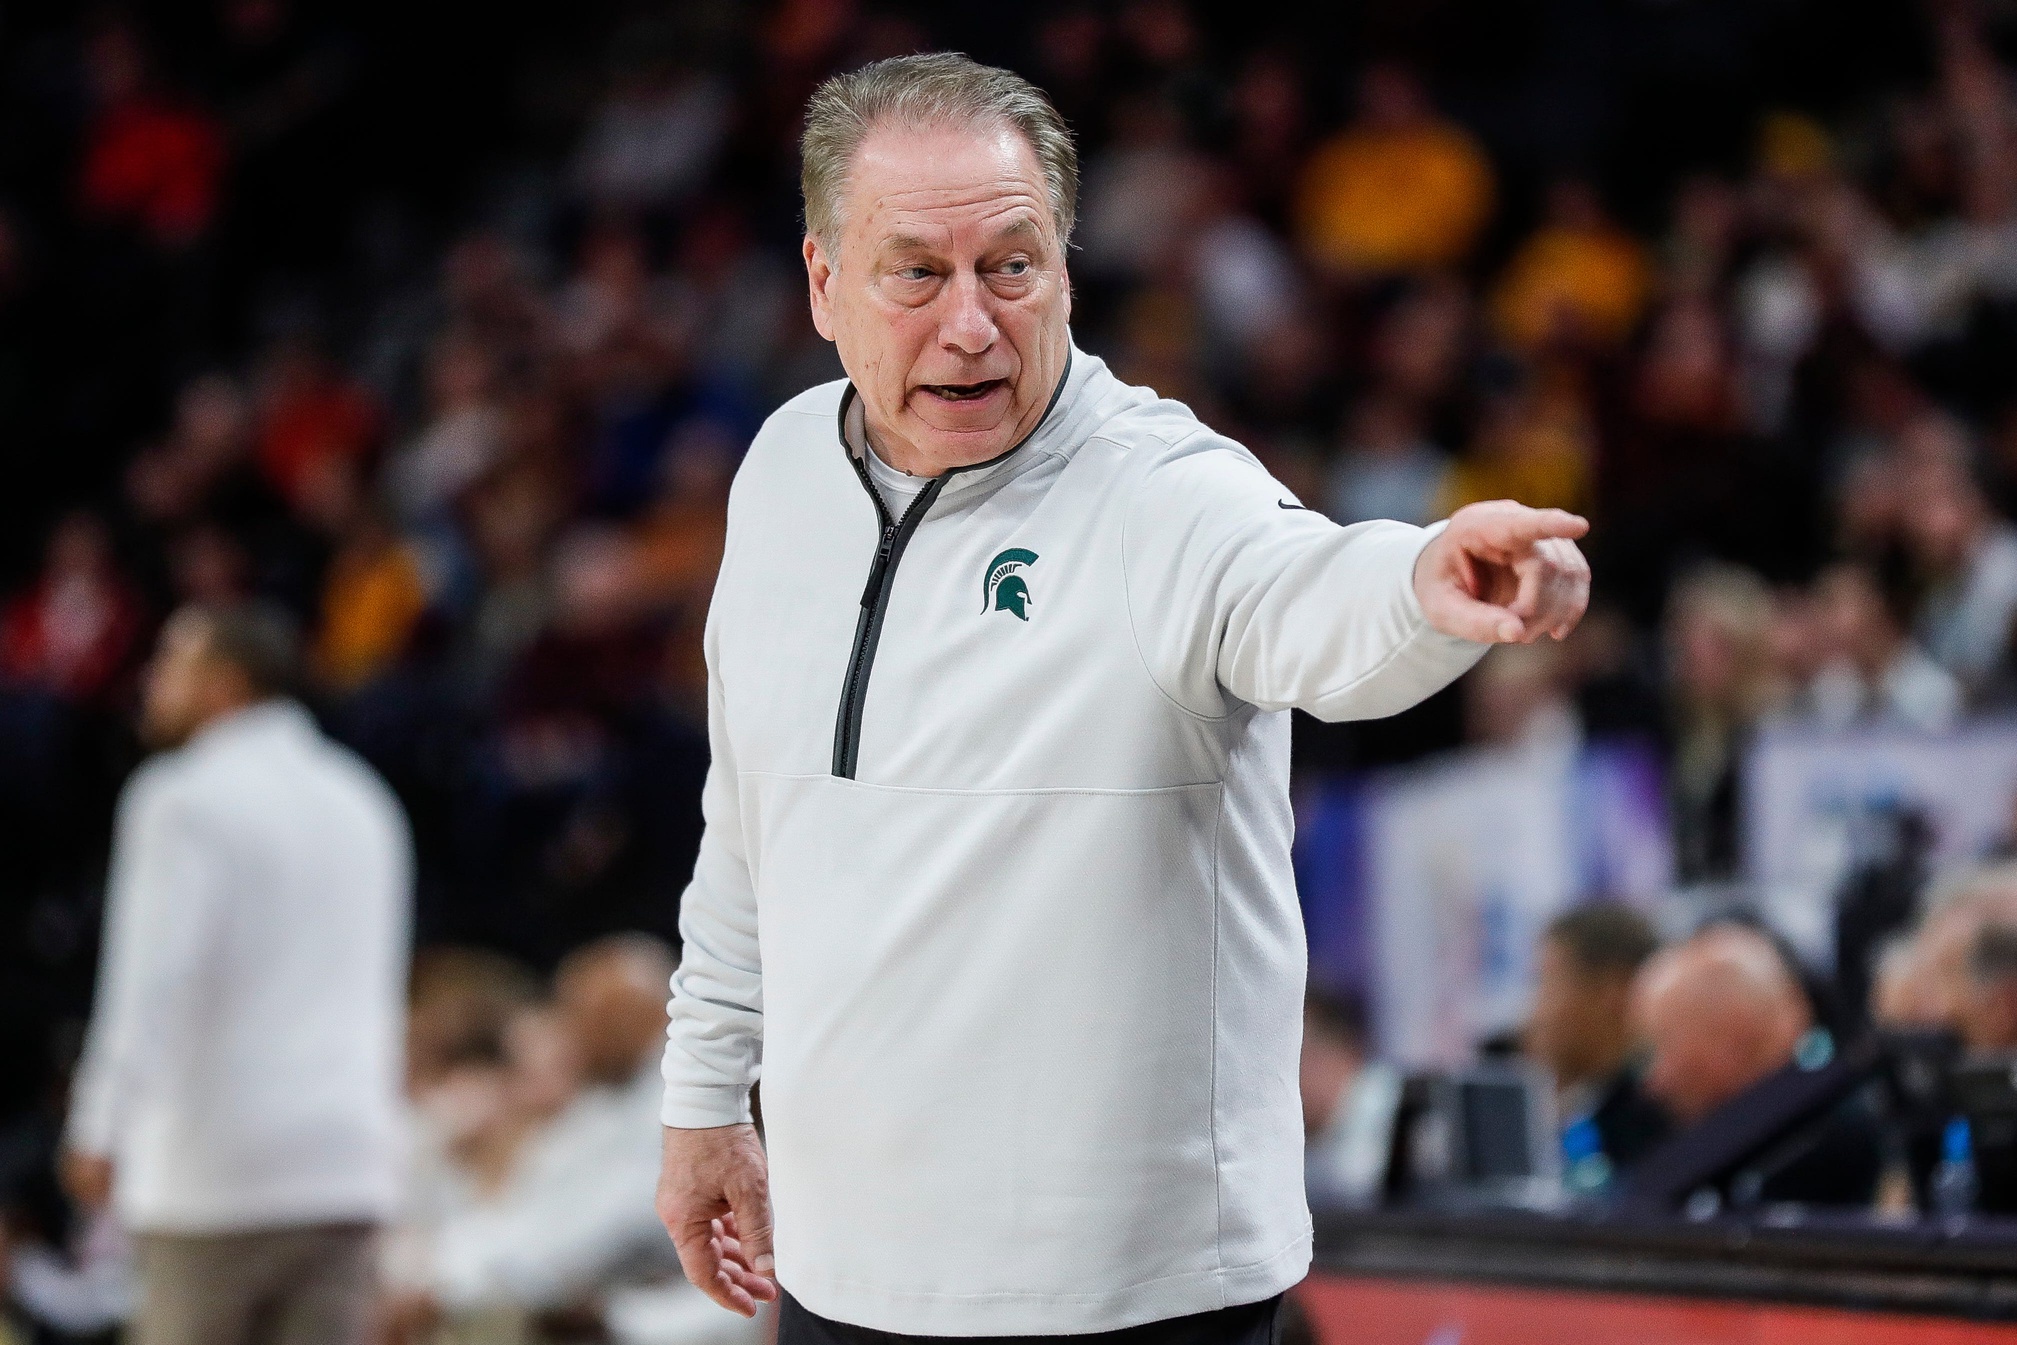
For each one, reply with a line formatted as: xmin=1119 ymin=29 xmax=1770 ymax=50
xmin=832 ymin=460 xmax=945 ymax=777
xmin=828 ymin=357 xmax=1074 ymax=779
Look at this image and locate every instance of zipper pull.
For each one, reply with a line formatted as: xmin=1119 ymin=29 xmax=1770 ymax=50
xmin=861 ymin=524 xmax=897 ymax=607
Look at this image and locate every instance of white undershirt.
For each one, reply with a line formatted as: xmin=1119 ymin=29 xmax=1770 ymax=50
xmin=845 ymin=395 xmax=930 ymax=519
xmin=864 ymin=439 xmax=928 ymax=518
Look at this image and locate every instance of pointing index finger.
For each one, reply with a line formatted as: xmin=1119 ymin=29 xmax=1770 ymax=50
xmin=1458 ymin=504 xmax=1589 ymax=556
xmin=1494 ymin=507 xmax=1589 ymax=545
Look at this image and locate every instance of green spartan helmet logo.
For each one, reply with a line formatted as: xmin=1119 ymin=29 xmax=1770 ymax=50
xmin=982 ymin=548 xmax=1039 ymax=621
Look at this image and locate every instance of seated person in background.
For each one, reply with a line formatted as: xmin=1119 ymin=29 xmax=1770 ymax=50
xmin=1301 ymin=988 xmax=1401 ymax=1208
xmin=1633 ymin=925 xmax=1884 ymax=1208
xmin=386 ymin=934 xmax=690 ymax=1337
xmin=1959 ymin=924 xmax=2017 ymax=1053
xmin=1522 ymin=904 xmax=1671 ymax=1193
xmin=1801 ymin=556 xmax=1961 ymax=734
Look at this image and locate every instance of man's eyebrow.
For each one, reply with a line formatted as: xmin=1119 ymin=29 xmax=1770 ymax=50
xmin=877 ymin=216 xmax=1046 ymax=256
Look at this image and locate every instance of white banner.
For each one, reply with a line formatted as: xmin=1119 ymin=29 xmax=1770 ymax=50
xmin=1351 ymin=737 xmax=1670 ymax=1067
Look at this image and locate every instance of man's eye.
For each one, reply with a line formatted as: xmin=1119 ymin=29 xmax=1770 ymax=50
xmin=897 ymin=266 xmax=933 ymax=281
xmin=1000 ymin=259 xmax=1031 ymax=276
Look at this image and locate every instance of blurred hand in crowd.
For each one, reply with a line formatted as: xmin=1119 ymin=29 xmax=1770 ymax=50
xmin=1414 ymin=500 xmax=1591 ymax=644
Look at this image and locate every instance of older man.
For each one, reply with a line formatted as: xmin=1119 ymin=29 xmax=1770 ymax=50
xmin=655 ymin=53 xmax=1590 ymax=1344
xmin=1631 ymin=924 xmax=1882 ymax=1209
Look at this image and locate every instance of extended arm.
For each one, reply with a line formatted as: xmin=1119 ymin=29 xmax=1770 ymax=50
xmin=1123 ymin=441 xmax=1588 ymax=720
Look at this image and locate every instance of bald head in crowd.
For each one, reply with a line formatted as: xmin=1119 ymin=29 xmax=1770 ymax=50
xmin=1633 ymin=925 xmax=1812 ymax=1126
xmin=554 ymin=934 xmax=674 ymax=1086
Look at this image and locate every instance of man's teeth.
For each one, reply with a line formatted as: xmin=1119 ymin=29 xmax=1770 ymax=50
xmin=929 ymin=382 xmax=997 ymax=400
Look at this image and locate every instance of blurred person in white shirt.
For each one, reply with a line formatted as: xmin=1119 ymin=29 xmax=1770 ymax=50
xmin=1897 ymin=415 xmax=2017 ymax=692
xmin=387 ymin=935 xmax=698 ymax=1337
xmin=1803 ymin=556 xmax=1961 ymax=732
xmin=61 ymin=603 xmax=413 ymax=1345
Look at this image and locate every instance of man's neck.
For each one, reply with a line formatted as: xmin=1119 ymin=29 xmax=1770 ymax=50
xmin=179 ymin=693 xmax=270 ymax=747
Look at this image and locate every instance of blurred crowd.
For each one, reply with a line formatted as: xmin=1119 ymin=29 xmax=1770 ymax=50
xmin=1305 ymin=863 xmax=2017 ymax=1220
xmin=4 ymin=929 xmax=769 ymax=1344
xmin=4 ymin=0 xmax=2017 ymax=1337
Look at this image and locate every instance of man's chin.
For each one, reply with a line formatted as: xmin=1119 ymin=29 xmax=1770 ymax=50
xmin=905 ymin=401 xmax=1024 ymax=466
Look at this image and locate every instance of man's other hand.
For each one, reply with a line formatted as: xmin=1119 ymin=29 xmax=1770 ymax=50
xmin=1414 ymin=500 xmax=1591 ymax=645
xmin=657 ymin=1123 xmax=779 ymax=1317
xmin=60 ymin=1149 xmax=114 ymax=1212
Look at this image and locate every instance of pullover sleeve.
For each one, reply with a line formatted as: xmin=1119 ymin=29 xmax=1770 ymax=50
xmin=1122 ymin=435 xmax=1488 ymax=722
xmin=660 ymin=540 xmax=763 ymax=1129
xmin=67 ymin=775 xmax=225 ymax=1156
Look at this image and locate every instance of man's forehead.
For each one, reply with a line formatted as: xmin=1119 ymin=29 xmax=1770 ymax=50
xmin=847 ymin=122 xmax=1051 ymax=245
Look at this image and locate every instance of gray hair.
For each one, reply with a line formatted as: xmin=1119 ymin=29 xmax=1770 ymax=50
xmin=800 ymin=52 xmax=1078 ymax=247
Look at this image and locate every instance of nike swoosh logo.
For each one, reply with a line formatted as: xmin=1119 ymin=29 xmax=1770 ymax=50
xmin=1278 ymin=500 xmax=1315 ymax=512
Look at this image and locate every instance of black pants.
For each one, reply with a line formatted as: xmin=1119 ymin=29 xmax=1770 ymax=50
xmin=778 ymin=1292 xmax=1283 ymax=1345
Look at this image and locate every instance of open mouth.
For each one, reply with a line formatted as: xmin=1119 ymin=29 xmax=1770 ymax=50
xmin=921 ymin=379 xmax=1006 ymax=403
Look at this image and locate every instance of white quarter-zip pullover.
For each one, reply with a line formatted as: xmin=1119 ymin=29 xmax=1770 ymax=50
xmin=661 ymin=348 xmax=1486 ymax=1335
xmin=69 ymin=700 xmax=412 ymax=1233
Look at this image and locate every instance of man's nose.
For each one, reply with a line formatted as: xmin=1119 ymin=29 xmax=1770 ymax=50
xmin=940 ymin=272 xmax=998 ymax=355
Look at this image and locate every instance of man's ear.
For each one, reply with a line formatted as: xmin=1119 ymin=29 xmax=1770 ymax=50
xmin=804 ymin=234 xmax=836 ymax=342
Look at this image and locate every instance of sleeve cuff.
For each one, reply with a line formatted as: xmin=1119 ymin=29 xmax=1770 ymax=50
xmin=1396 ymin=518 xmax=1448 ymax=629
xmin=63 ymin=1066 xmax=117 ymax=1156
xmin=660 ymin=1083 xmax=754 ymax=1130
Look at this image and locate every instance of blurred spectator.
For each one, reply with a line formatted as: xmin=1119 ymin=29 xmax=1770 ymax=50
xmin=662 ymin=204 xmax=796 ymax=386
xmin=1523 ymin=905 xmax=1670 ymax=1194
xmin=311 ymin=506 xmax=431 ymax=692
xmin=1873 ymin=868 xmax=2017 ymax=1034
xmin=572 ymin=57 xmax=732 ymax=212
xmin=1663 ymin=564 xmax=1783 ymax=884
xmin=1896 ymin=421 xmax=2017 ymax=692
xmin=251 ymin=337 xmax=383 ymax=517
xmin=1440 ymin=364 xmax=1591 ymax=517
xmin=76 ymin=19 xmax=226 ymax=250
xmin=1492 ymin=180 xmax=1653 ymax=352
xmin=1301 ymin=989 xmax=1398 ymax=1209
xmin=1632 ymin=925 xmax=1883 ymax=1208
xmin=1367 ymin=277 xmax=1472 ymax=432
xmin=405 ymin=947 xmax=543 ymax=1099
xmin=1189 ymin=182 xmax=1300 ymax=358
xmin=1227 ymin=48 xmax=1309 ymax=228
xmin=123 ymin=374 xmax=262 ymax=532
xmin=1959 ymin=924 xmax=2017 ymax=1054
xmin=1294 ymin=63 xmax=1494 ymax=277
xmin=0 ymin=513 xmax=142 ymax=704
xmin=387 ymin=935 xmax=679 ymax=1327
xmin=64 ymin=604 xmax=411 ymax=1345
xmin=1464 ymin=642 xmax=1577 ymax=751
xmin=1802 ymin=556 xmax=1962 ymax=732
xmin=386 ymin=331 xmax=505 ymax=524
xmin=1600 ymin=298 xmax=1763 ymax=611
xmin=1324 ymin=394 xmax=1448 ymax=527
xmin=1076 ymin=93 xmax=1213 ymax=284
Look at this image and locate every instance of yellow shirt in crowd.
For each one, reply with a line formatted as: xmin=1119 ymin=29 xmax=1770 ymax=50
xmin=1295 ymin=120 xmax=1496 ymax=274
